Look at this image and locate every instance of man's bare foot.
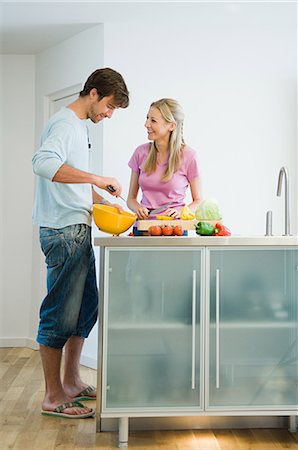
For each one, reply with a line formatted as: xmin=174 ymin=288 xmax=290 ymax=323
xmin=63 ymin=383 xmax=96 ymax=400
xmin=42 ymin=395 xmax=94 ymax=417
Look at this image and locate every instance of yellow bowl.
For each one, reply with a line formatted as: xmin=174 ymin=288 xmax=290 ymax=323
xmin=92 ymin=204 xmax=136 ymax=235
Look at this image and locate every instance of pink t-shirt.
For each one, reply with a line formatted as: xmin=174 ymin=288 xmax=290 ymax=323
xmin=128 ymin=143 xmax=200 ymax=211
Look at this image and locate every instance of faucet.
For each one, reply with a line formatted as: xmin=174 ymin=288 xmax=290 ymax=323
xmin=276 ymin=166 xmax=291 ymax=236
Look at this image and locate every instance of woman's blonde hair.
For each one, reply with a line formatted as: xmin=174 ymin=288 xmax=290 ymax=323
xmin=143 ymin=98 xmax=185 ymax=181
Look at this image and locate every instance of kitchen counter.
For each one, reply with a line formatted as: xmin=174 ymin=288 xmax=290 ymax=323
xmin=94 ymin=234 xmax=298 ymax=247
xmin=94 ymin=235 xmax=298 ymax=448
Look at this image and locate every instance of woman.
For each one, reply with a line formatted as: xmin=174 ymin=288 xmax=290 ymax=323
xmin=127 ymin=98 xmax=201 ymax=233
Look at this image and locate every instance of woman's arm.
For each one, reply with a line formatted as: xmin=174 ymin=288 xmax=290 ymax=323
xmin=165 ymin=176 xmax=201 ymax=218
xmin=187 ymin=176 xmax=202 ymax=212
xmin=127 ymin=170 xmax=149 ymax=219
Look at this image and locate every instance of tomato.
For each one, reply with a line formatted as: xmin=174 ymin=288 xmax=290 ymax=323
xmin=161 ymin=225 xmax=173 ymax=236
xmin=173 ymin=225 xmax=184 ymax=236
xmin=148 ymin=225 xmax=162 ymax=236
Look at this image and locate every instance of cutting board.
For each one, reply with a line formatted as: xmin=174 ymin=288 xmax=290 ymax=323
xmin=137 ymin=219 xmax=220 ymax=231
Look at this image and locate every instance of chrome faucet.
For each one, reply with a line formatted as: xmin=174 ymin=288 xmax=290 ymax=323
xmin=276 ymin=166 xmax=291 ymax=236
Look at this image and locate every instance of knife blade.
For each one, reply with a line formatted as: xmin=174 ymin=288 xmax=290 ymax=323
xmin=148 ymin=202 xmax=172 ymax=216
xmin=107 ymin=185 xmax=126 ymax=202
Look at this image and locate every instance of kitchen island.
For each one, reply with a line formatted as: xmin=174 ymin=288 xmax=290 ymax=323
xmin=94 ymin=235 xmax=298 ymax=448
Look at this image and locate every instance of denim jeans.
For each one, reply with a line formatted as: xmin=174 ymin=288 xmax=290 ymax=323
xmin=37 ymin=224 xmax=98 ymax=348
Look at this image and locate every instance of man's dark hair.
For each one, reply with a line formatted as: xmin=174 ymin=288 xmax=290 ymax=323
xmin=80 ymin=68 xmax=129 ymax=108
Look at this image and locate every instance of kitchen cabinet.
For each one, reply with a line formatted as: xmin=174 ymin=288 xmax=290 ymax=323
xmin=207 ymin=248 xmax=298 ymax=410
xmin=101 ymin=248 xmax=203 ymax=411
xmin=94 ymin=237 xmax=298 ymax=448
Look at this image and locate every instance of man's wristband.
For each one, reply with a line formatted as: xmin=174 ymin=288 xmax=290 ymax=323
xmin=98 ymin=198 xmax=107 ymax=205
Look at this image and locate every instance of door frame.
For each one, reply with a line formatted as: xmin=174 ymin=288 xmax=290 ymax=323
xmin=45 ymin=83 xmax=81 ymax=119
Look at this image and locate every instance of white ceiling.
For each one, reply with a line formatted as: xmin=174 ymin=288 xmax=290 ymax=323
xmin=0 ymin=1 xmax=277 ymax=55
xmin=0 ymin=1 xmax=178 ymax=54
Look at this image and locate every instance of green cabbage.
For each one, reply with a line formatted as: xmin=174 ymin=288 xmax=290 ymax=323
xmin=195 ymin=199 xmax=222 ymax=220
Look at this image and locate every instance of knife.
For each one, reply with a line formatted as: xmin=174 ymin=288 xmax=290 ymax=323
xmin=107 ymin=185 xmax=126 ymax=202
xmin=107 ymin=185 xmax=172 ymax=215
xmin=148 ymin=202 xmax=172 ymax=216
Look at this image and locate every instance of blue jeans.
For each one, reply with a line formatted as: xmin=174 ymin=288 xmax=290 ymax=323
xmin=37 ymin=224 xmax=98 ymax=348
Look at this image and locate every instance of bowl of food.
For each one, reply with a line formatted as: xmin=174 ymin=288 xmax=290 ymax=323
xmin=92 ymin=204 xmax=136 ymax=235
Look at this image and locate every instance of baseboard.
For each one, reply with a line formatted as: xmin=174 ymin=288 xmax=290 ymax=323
xmin=0 ymin=337 xmax=39 ymax=350
xmin=0 ymin=337 xmax=96 ymax=369
xmin=80 ymin=354 xmax=97 ymax=370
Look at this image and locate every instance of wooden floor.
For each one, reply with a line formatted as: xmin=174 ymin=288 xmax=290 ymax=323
xmin=1 ymin=347 xmax=298 ymax=450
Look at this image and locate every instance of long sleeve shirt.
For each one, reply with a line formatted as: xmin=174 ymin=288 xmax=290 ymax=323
xmin=32 ymin=107 xmax=93 ymax=228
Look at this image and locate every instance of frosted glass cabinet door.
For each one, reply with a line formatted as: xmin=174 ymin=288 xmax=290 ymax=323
xmin=103 ymin=248 xmax=202 ymax=410
xmin=208 ymin=248 xmax=298 ymax=410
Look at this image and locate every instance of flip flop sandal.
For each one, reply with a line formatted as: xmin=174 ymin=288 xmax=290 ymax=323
xmin=41 ymin=401 xmax=95 ymax=419
xmin=74 ymin=385 xmax=97 ymax=401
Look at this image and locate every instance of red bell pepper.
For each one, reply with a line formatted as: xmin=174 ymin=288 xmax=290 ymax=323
xmin=214 ymin=223 xmax=231 ymax=236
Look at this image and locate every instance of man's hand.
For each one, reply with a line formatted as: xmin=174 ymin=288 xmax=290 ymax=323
xmin=110 ymin=203 xmax=124 ymax=213
xmin=93 ymin=176 xmax=122 ymax=197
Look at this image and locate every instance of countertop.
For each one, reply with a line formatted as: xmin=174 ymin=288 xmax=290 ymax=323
xmin=94 ymin=235 xmax=298 ymax=247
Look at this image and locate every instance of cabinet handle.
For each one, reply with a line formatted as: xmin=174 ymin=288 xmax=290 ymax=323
xmin=191 ymin=269 xmax=196 ymax=390
xmin=216 ymin=269 xmax=220 ymax=389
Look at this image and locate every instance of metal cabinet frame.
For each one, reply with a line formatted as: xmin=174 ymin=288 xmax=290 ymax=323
xmin=96 ymin=245 xmax=298 ymax=448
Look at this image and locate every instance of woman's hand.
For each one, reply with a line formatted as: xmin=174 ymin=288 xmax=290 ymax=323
xmin=136 ymin=206 xmax=150 ymax=220
xmin=164 ymin=208 xmax=180 ymax=219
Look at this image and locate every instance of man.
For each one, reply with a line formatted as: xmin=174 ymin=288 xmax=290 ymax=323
xmin=32 ymin=68 xmax=129 ymax=418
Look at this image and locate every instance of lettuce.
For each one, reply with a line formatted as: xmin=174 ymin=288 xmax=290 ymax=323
xmin=195 ymin=198 xmax=222 ymax=220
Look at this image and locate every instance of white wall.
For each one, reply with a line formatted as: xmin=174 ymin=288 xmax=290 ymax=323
xmin=1 ymin=55 xmax=35 ymax=345
xmin=103 ymin=2 xmax=297 ymax=236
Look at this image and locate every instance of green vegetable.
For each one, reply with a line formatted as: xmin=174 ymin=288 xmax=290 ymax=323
xmin=195 ymin=199 xmax=222 ymax=220
xmin=196 ymin=221 xmax=215 ymax=236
